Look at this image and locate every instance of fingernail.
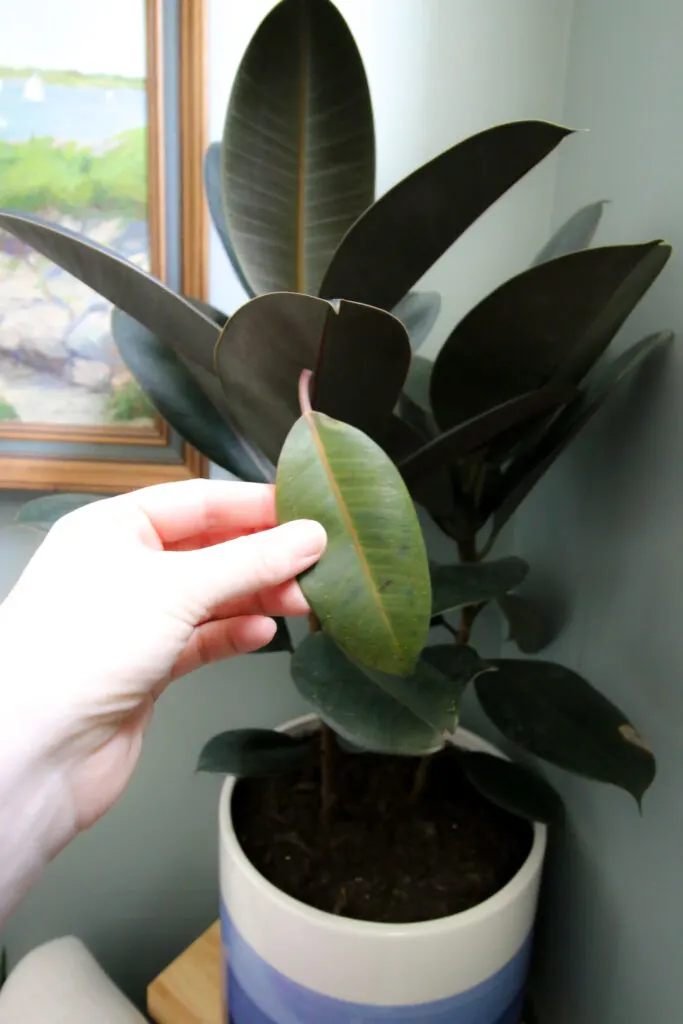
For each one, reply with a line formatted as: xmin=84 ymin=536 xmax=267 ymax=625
xmin=282 ymin=519 xmax=327 ymax=560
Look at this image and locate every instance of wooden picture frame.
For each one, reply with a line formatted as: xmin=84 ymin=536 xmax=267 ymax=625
xmin=0 ymin=0 xmax=208 ymax=493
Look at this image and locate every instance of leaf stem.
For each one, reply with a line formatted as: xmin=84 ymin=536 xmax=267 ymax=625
xmin=299 ymin=368 xmax=313 ymax=414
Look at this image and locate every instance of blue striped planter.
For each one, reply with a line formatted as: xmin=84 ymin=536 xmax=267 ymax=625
xmin=220 ymin=720 xmax=546 ymax=1024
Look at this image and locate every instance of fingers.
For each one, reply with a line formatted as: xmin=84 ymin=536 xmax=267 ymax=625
xmin=207 ymin=579 xmax=310 ymax=621
xmin=113 ymin=479 xmax=277 ymax=547
xmin=164 ymin=615 xmax=278 ymax=686
xmin=175 ymin=519 xmax=327 ymax=614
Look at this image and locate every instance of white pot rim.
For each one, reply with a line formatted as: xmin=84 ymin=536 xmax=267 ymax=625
xmin=219 ymin=715 xmax=547 ymax=939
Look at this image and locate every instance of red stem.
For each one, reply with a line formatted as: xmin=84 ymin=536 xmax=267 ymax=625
xmin=299 ymin=369 xmax=313 ymax=415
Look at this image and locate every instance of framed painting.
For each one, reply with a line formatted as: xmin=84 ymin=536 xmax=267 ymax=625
xmin=0 ymin=0 xmax=209 ymax=492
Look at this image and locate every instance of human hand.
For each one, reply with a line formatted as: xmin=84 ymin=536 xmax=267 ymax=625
xmin=0 ymin=480 xmax=325 ymax=872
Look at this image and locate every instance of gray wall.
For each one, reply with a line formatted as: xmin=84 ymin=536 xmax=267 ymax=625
xmin=512 ymin=2 xmax=683 ymax=1021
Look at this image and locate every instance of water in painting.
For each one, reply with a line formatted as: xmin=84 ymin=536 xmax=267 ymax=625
xmin=0 ymin=0 xmax=155 ymax=428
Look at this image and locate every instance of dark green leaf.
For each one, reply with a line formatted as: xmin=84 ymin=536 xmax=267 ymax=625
xmin=555 ymin=244 xmax=672 ymax=386
xmin=215 ymin=293 xmax=410 ymax=464
xmin=400 ymin=388 xmax=575 ymax=488
xmin=0 ymin=212 xmax=220 ymax=373
xmin=320 ymin=121 xmax=572 ymax=309
xmin=256 ymin=617 xmax=293 ymax=654
xmin=0 ymin=947 xmax=6 ymax=990
xmin=203 ymin=142 xmax=255 ymax=297
xmin=431 ymin=243 xmax=670 ymax=431
xmin=16 ymin=493 xmax=101 ymax=530
xmin=522 ymin=994 xmax=539 ymax=1024
xmin=277 ymin=382 xmax=431 ymax=675
xmin=499 ymin=593 xmax=556 ymax=654
xmin=111 ymin=309 xmax=267 ymax=480
xmin=487 ymin=331 xmax=674 ymax=537
xmin=197 ymin=728 xmax=312 ymax=777
xmin=431 ymin=557 xmax=529 ymax=616
xmin=476 ymin=660 xmax=656 ymax=802
xmin=364 ymin=645 xmax=486 ymax=732
xmin=188 ymin=297 xmax=229 ymax=330
xmin=532 ymin=200 xmax=607 ymax=266
xmin=222 ymin=0 xmax=374 ymax=295
xmin=392 ymin=291 xmax=441 ymax=350
xmin=402 ymin=354 xmax=433 ymax=413
xmin=463 ymin=751 xmax=564 ymax=823
xmin=291 ymin=633 xmax=441 ymax=754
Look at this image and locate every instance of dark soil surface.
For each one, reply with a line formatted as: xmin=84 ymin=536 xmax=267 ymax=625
xmin=233 ymin=740 xmax=532 ymax=924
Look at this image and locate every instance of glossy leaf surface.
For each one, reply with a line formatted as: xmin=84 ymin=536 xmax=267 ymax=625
xmin=392 ymin=291 xmax=441 ymax=350
xmin=498 ymin=593 xmax=556 ymax=654
xmin=197 ymin=729 xmax=312 ymax=777
xmin=462 ymin=751 xmax=564 ymax=823
xmin=431 ymin=243 xmax=670 ymax=430
xmin=277 ymin=384 xmax=431 ymax=675
xmin=203 ymin=141 xmax=255 ymax=297
xmin=400 ymin=388 xmax=574 ymax=489
xmin=488 ymin=331 xmax=674 ymax=537
xmin=363 ymin=644 xmax=486 ymax=731
xmin=532 ymin=200 xmax=607 ymax=266
xmin=215 ymin=292 xmax=409 ymax=464
xmin=0 ymin=212 xmax=220 ymax=373
xmin=221 ymin=0 xmax=375 ymax=295
xmin=291 ymin=633 xmax=441 ymax=754
xmin=320 ymin=121 xmax=572 ymax=309
xmin=112 ymin=309 xmax=267 ymax=479
xmin=476 ymin=660 xmax=656 ymax=802
xmin=431 ymin=557 xmax=529 ymax=616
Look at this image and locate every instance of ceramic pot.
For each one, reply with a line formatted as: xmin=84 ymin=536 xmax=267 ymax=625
xmin=219 ymin=715 xmax=546 ymax=1023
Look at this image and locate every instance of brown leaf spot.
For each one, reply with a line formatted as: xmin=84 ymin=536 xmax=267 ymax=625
xmin=619 ymin=724 xmax=651 ymax=753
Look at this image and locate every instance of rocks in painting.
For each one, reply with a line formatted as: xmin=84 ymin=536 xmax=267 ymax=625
xmin=64 ymin=307 xmax=120 ymax=366
xmin=0 ymin=305 xmax=71 ymax=372
xmin=67 ymin=359 xmax=112 ymax=393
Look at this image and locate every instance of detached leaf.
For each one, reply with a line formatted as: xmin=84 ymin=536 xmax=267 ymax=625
xmin=462 ymin=751 xmax=564 ymax=824
xmin=291 ymin=634 xmax=442 ymax=754
xmin=487 ymin=331 xmax=674 ymax=538
xmin=392 ymin=291 xmax=441 ymax=350
xmin=197 ymin=729 xmax=312 ymax=777
xmin=111 ymin=309 xmax=268 ymax=480
xmin=364 ymin=644 xmax=486 ymax=732
xmin=277 ymin=377 xmax=431 ymax=675
xmin=532 ymin=200 xmax=607 ymax=266
xmin=320 ymin=121 xmax=572 ymax=309
xmin=431 ymin=243 xmax=671 ymax=431
xmin=476 ymin=660 xmax=656 ymax=802
xmin=203 ymin=142 xmax=255 ymax=297
xmin=222 ymin=0 xmax=375 ymax=295
xmin=215 ymin=293 xmax=409 ymax=464
xmin=16 ymin=493 xmax=100 ymax=530
xmin=499 ymin=593 xmax=556 ymax=654
xmin=0 ymin=212 xmax=221 ymax=373
xmin=431 ymin=557 xmax=529 ymax=616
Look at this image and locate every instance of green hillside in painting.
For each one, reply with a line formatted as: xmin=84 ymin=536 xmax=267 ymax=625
xmin=0 ymin=66 xmax=144 ymax=89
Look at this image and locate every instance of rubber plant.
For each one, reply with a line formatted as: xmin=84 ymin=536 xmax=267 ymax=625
xmin=5 ymin=0 xmax=670 ymax=824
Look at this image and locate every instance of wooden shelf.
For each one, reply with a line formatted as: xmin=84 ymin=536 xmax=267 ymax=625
xmin=147 ymin=920 xmax=223 ymax=1023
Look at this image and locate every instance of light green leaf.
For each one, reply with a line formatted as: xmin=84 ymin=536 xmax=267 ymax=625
xmin=277 ymin=376 xmax=431 ymax=675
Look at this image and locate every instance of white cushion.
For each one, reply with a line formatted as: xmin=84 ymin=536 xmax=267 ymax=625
xmin=0 ymin=936 xmax=146 ymax=1023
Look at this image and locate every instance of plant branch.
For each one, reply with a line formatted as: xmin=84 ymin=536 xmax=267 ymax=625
xmin=409 ymin=754 xmax=431 ymax=803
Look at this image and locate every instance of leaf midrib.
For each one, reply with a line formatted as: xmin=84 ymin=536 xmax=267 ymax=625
xmin=296 ymin=5 xmax=310 ymax=292
xmin=305 ymin=411 xmax=398 ymax=651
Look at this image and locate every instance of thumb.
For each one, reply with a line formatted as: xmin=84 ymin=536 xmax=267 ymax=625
xmin=175 ymin=519 xmax=327 ymax=612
